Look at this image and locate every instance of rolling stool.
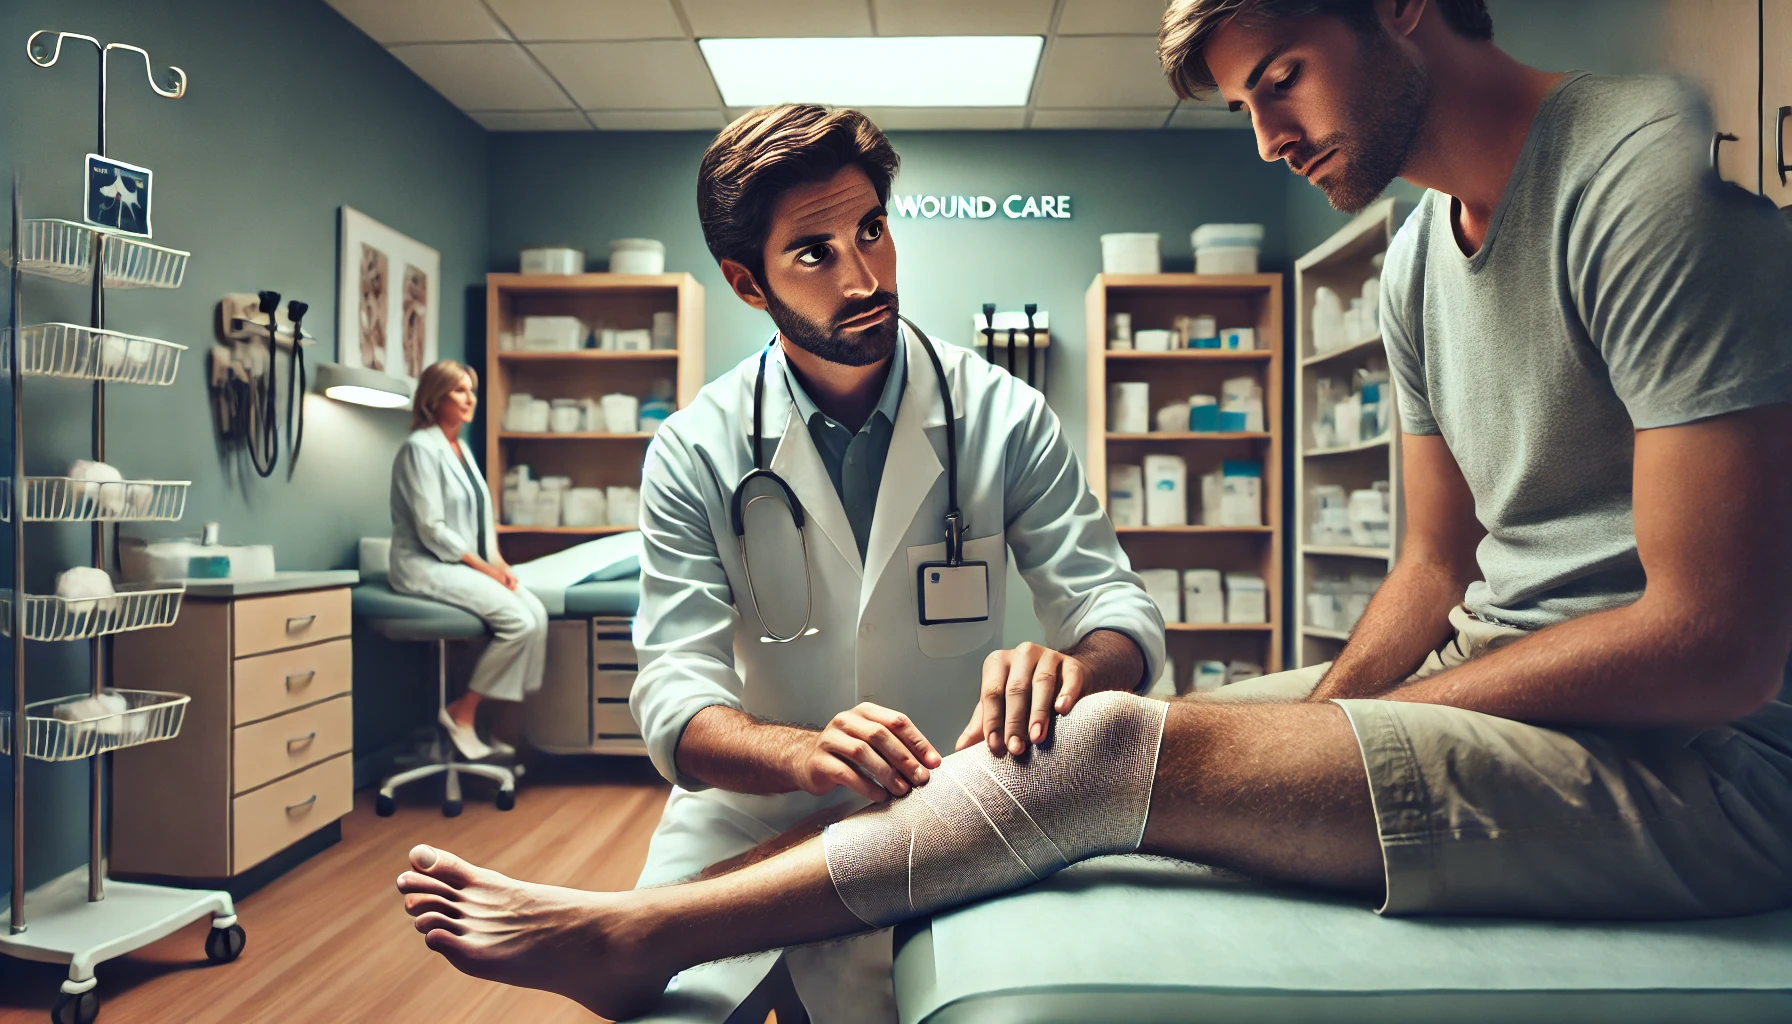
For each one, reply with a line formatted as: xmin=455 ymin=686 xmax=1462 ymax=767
xmin=352 ymin=580 xmax=518 ymax=817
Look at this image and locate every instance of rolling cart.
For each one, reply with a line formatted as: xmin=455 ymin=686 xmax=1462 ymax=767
xmin=2 ymin=31 xmax=244 ymax=1024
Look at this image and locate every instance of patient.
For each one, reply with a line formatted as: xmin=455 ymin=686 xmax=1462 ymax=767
xmin=398 ymin=0 xmax=1792 ymax=1016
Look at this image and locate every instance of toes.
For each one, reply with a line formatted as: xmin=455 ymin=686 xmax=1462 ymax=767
xmin=404 ymin=893 xmax=462 ymax=919
xmin=423 ymin=927 xmax=476 ymax=964
xmin=397 ymin=871 xmax=460 ymax=901
xmin=413 ymin=910 xmax=467 ymax=937
xmin=410 ymin=845 xmax=477 ymax=888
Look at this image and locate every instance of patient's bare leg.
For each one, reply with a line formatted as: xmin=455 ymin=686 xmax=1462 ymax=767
xmin=396 ymin=694 xmax=1379 ymax=1018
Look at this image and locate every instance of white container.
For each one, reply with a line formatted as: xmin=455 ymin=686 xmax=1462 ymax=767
xmin=1107 ymin=464 xmax=1144 ymax=528
xmin=1133 ymin=328 xmax=1174 ymax=353
xmin=580 ymin=397 xmax=603 ymax=432
xmin=521 ymin=315 xmax=585 ymax=352
xmin=1195 ymin=245 xmax=1260 ymax=275
xmin=520 ymin=246 xmax=583 ymax=275
xmin=1193 ymin=660 xmax=1228 ymax=692
xmin=1360 ymin=277 xmax=1382 ymax=338
xmin=605 ymin=486 xmax=640 ymax=527
xmin=1182 ymin=569 xmax=1225 ymax=624
xmin=651 ymin=311 xmax=678 ymax=350
xmin=1100 ymin=233 xmax=1162 ymax=275
xmin=531 ymin=488 xmax=563 ymax=528
xmin=562 ymin=487 xmax=608 ymax=527
xmin=1108 ymin=382 xmax=1150 ymax=434
xmin=1220 ymin=326 xmax=1256 ymax=350
xmin=1192 ymin=223 xmax=1265 ymax=250
xmin=1139 ymin=568 xmax=1182 ymax=624
xmin=1142 ymin=454 xmax=1188 ymax=527
xmin=1200 ymin=471 xmax=1224 ymax=526
xmin=609 ymin=238 xmax=666 ymax=275
xmin=1108 ymin=312 xmax=1133 ymax=345
xmin=613 ymin=328 xmax=653 ymax=352
xmin=1155 ymin=402 xmax=1191 ymax=433
xmin=503 ymin=393 xmax=534 ymax=432
xmin=1220 ymin=470 xmax=1261 ymax=527
xmin=601 ymin=393 xmax=640 ymax=434
xmin=1348 ymin=488 xmax=1391 ymax=548
xmin=1225 ymin=573 xmax=1268 ymax=624
xmin=549 ymin=398 xmax=583 ymax=434
xmin=515 ymin=398 xmax=550 ymax=434
xmin=1312 ymin=287 xmax=1345 ymax=354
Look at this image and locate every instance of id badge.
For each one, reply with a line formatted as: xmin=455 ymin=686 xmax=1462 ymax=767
xmin=917 ymin=560 xmax=991 ymax=625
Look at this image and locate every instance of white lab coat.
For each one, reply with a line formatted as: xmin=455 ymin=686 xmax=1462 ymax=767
xmin=389 ymin=427 xmax=547 ymax=701
xmin=628 ymin=325 xmax=1164 ymax=1023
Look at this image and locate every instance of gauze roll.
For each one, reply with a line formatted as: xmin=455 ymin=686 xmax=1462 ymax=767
xmin=823 ymin=690 xmax=1167 ymax=928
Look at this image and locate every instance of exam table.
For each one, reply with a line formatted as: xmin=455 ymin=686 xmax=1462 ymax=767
xmin=889 ymin=856 xmax=1792 ymax=1023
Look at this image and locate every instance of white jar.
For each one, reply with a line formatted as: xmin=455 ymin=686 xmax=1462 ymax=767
xmin=601 ymin=393 xmax=640 ymax=434
xmin=549 ymin=399 xmax=583 ymax=434
xmin=609 ymin=238 xmax=666 ymax=275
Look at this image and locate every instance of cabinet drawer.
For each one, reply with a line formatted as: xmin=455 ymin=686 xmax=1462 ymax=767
xmin=234 ymin=588 xmax=351 ymax=658
xmin=233 ymin=695 xmax=353 ymax=794
xmin=594 ymin=639 xmax=637 ymax=667
xmin=595 ymin=701 xmax=639 ymax=738
xmin=595 ymin=668 xmax=636 ymax=702
xmin=233 ymin=752 xmax=352 ymax=874
xmin=234 ymin=639 xmax=352 ymax=725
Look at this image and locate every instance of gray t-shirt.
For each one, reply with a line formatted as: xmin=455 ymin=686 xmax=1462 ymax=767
xmin=1382 ymin=72 xmax=1792 ymax=630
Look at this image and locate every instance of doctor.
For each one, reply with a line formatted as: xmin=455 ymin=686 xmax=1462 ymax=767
xmin=630 ymin=104 xmax=1165 ymax=1023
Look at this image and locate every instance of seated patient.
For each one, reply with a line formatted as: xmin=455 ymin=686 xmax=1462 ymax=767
xmin=389 ymin=361 xmax=549 ymax=760
xmin=397 ymin=0 xmax=1792 ymax=1017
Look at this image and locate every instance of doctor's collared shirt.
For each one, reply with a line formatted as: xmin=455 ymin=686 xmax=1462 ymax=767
xmin=779 ymin=338 xmax=907 ymax=560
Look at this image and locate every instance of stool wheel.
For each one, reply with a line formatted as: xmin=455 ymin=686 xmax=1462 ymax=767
xmin=375 ymin=793 xmax=396 ymax=817
xmin=495 ymin=790 xmax=516 ymax=812
xmin=443 ymin=799 xmax=463 ymax=818
xmin=206 ymin=923 xmax=247 ymax=964
xmin=51 ymin=989 xmax=99 ymax=1024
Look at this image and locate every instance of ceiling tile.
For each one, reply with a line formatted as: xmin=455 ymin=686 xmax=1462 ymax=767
xmin=1031 ymin=35 xmax=1177 ymax=107
xmin=531 ymin=41 xmax=723 ymax=108
xmin=1056 ymin=0 xmax=1171 ymax=36
xmin=682 ymin=0 xmax=874 ymax=37
xmin=471 ymin=110 xmax=594 ymax=130
xmin=871 ymin=0 xmax=1054 ymax=36
xmin=391 ymin=43 xmax=573 ymax=109
xmin=588 ymin=109 xmax=728 ymax=130
xmin=486 ymin=0 xmax=685 ymax=40
xmin=1168 ymin=106 xmax=1253 ymax=129
xmin=858 ymin=106 xmax=1028 ymax=130
xmin=323 ymin=0 xmax=508 ymax=43
xmin=1030 ymin=107 xmax=1170 ymax=129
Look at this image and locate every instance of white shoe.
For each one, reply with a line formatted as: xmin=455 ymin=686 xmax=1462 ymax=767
xmin=437 ymin=708 xmax=492 ymax=761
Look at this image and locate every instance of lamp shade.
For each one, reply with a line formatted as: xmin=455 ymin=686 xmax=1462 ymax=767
xmin=314 ymin=362 xmax=412 ymax=409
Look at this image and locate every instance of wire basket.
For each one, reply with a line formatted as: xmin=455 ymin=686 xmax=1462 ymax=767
xmin=1 ymin=218 xmax=189 ymax=289
xmin=0 ymin=582 xmax=185 ymax=642
xmin=0 ymin=476 xmax=190 ymax=522
xmin=1 ymin=323 xmax=186 ymax=385
xmin=0 ymin=689 xmax=189 ymax=761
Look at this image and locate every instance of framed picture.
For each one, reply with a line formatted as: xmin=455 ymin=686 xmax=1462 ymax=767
xmin=85 ymin=154 xmax=153 ymax=238
xmin=337 ymin=206 xmax=439 ymax=387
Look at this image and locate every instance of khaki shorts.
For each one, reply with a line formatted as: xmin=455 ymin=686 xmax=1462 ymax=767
xmin=1216 ymin=606 xmax=1792 ymax=918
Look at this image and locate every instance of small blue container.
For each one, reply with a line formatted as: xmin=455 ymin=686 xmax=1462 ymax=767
xmin=1189 ymin=401 xmax=1219 ymax=432
xmin=1218 ymin=409 xmax=1250 ymax=432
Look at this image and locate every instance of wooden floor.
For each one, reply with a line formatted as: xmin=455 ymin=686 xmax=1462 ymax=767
xmin=0 ymin=757 xmax=671 ymax=1024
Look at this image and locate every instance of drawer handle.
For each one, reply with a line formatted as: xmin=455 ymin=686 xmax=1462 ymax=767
xmin=286 ymin=615 xmax=317 ymax=632
xmin=285 ymin=794 xmax=318 ymax=814
xmin=284 ymin=670 xmax=316 ymax=691
xmin=287 ymin=731 xmax=317 ymax=751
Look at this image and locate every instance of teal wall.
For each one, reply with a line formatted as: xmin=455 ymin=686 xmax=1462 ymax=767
xmin=1 ymin=0 xmax=487 ymax=898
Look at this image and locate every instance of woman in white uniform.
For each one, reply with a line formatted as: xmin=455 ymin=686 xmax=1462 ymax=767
xmin=389 ymin=361 xmax=548 ymax=760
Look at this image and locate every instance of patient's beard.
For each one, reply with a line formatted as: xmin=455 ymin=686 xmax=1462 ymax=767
xmin=1305 ymin=29 xmax=1430 ymax=214
xmin=765 ymin=287 xmax=900 ymax=368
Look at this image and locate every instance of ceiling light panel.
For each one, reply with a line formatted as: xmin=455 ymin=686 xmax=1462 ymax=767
xmin=699 ymin=36 xmax=1043 ymax=107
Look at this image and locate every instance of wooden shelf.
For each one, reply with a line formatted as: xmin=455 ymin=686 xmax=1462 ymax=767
xmin=497 ymin=525 xmax=636 ymax=536
xmin=486 ymin=272 xmax=689 ymax=292
xmin=1305 ymin=436 xmax=1390 ymax=458
xmin=498 ymin=350 xmax=677 ymax=362
xmin=498 ymin=432 xmax=655 ymax=441
xmin=1305 ymin=545 xmax=1391 ymax=559
xmin=1303 ymin=626 xmax=1353 ymax=642
xmin=1116 ymin=526 xmax=1273 ymax=535
xmin=1300 ymin=335 xmax=1385 ymax=367
xmin=1105 ymin=350 xmax=1271 ymax=362
xmin=1166 ymin=622 xmax=1273 ymax=632
xmin=1108 ymin=431 xmax=1270 ymax=441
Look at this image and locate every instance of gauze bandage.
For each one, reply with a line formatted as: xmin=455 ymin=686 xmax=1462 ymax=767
xmin=823 ymin=690 xmax=1168 ymax=928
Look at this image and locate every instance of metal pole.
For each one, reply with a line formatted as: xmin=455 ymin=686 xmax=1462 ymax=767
xmin=10 ymin=177 xmax=28 ymax=935
xmin=87 ymin=43 xmax=109 ymax=905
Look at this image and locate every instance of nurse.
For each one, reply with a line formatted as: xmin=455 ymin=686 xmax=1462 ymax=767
xmin=629 ymin=104 xmax=1166 ymax=1023
xmin=389 ymin=360 xmax=548 ymax=761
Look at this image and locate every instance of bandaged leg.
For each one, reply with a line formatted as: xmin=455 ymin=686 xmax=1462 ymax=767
xmin=823 ymin=690 xmax=1168 ymax=928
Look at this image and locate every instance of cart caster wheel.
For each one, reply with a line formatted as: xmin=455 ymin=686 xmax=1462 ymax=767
xmin=443 ymin=799 xmax=462 ymax=818
xmin=375 ymin=793 xmax=396 ymax=817
xmin=205 ymin=923 xmax=247 ymax=964
xmin=495 ymin=790 xmax=516 ymax=811
xmin=51 ymin=989 xmax=98 ymax=1024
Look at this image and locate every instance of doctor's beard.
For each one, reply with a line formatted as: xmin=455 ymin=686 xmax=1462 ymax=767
xmin=764 ymin=287 xmax=900 ymax=368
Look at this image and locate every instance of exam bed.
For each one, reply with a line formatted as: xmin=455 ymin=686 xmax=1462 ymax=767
xmin=889 ymin=856 xmax=1792 ymax=1023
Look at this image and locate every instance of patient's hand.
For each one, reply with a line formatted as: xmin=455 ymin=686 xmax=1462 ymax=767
xmin=787 ymin=702 xmax=942 ymax=803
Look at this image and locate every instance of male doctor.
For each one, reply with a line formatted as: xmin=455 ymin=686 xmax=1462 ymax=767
xmin=629 ymin=104 xmax=1166 ymax=1022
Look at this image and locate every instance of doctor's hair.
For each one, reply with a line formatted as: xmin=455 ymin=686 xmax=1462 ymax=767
xmin=1159 ymin=0 xmax=1493 ymax=99
xmin=410 ymin=360 xmax=479 ymax=431
xmin=697 ymin=104 xmax=899 ymax=283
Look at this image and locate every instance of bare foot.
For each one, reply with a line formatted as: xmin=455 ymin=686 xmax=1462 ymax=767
xmin=397 ymin=845 xmax=671 ymax=1019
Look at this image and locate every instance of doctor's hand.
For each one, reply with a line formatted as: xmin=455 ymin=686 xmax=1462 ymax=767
xmin=959 ymin=642 xmax=1094 ymax=756
xmin=788 ymin=703 xmax=943 ymax=803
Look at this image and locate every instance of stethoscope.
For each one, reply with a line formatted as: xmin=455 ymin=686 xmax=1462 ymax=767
xmin=732 ymin=315 xmax=967 ymax=643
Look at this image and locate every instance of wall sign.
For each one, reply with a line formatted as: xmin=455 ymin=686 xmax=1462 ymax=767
xmin=890 ymin=193 xmax=1072 ymax=220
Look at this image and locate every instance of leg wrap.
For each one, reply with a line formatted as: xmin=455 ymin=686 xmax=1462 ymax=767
xmin=822 ymin=690 xmax=1168 ymax=928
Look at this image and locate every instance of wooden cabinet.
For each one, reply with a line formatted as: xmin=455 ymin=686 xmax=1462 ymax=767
xmin=1766 ymin=0 xmax=1792 ymax=207
xmin=1667 ymin=0 xmax=1792 ymax=204
xmin=111 ymin=587 xmax=354 ymax=880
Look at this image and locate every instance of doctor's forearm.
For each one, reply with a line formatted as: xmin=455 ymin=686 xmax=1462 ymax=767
xmin=1069 ymin=628 xmax=1147 ymax=695
xmin=675 ymin=705 xmax=809 ymax=794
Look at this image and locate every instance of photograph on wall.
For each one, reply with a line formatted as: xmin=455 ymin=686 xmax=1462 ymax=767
xmin=337 ymin=206 xmax=438 ymax=385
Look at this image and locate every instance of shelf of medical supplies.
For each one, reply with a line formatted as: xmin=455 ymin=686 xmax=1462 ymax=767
xmin=1303 ymin=626 xmax=1354 ymax=642
xmin=498 ymin=431 xmax=656 ymax=441
xmin=0 ymin=583 xmax=186 ymax=642
xmin=1304 ymin=545 xmax=1392 ymax=560
xmin=497 ymin=525 xmax=636 ymax=536
xmin=4 ymin=218 xmax=190 ymax=289
xmin=1300 ymin=335 xmax=1385 ymax=368
xmin=498 ymin=351 xmax=679 ymax=362
xmin=1115 ymin=525 xmax=1274 ymax=535
xmin=1105 ymin=350 xmax=1272 ymax=362
xmin=1 ymin=477 xmax=190 ymax=522
xmin=0 ymin=690 xmax=189 ymax=761
xmin=3 ymin=323 xmax=186 ymax=385
xmin=1165 ymin=622 xmax=1274 ymax=632
xmin=1305 ymin=436 xmax=1390 ymax=458
xmin=1107 ymin=432 xmax=1272 ymax=441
